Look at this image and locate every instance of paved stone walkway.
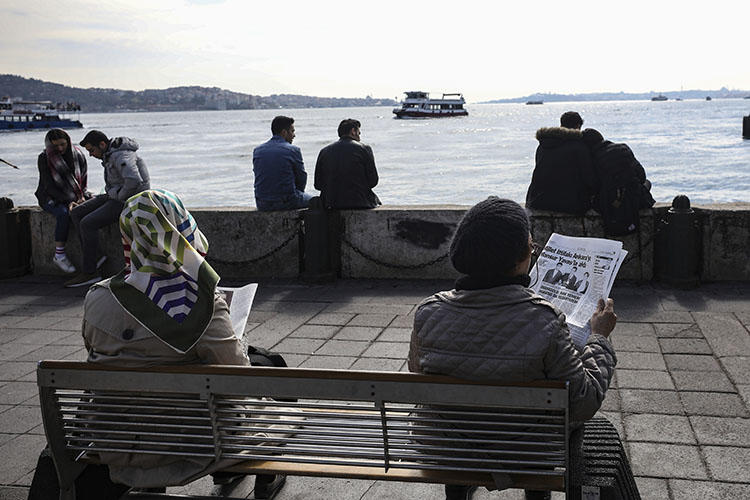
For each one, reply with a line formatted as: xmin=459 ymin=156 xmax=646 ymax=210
xmin=1 ymin=276 xmax=749 ymax=499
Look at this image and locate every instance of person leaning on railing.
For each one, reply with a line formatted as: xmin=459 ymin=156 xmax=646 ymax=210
xmin=408 ymin=196 xmax=618 ymax=500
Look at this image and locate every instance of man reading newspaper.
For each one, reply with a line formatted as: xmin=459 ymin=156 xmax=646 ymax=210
xmin=409 ymin=197 xmax=618 ymax=500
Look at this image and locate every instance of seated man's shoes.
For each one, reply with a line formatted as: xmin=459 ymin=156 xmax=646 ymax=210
xmin=445 ymin=484 xmax=478 ymax=500
xmin=524 ymin=490 xmax=552 ymax=500
xmin=53 ymin=255 xmax=76 ymax=274
xmin=211 ymin=471 xmax=246 ymax=485
xmin=64 ymin=272 xmax=101 ymax=288
xmin=254 ymin=474 xmax=286 ymax=500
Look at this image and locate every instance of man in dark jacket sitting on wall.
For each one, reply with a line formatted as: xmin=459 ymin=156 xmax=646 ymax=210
xmin=525 ymin=111 xmax=597 ymax=214
xmin=409 ymin=197 xmax=618 ymax=500
xmin=314 ymin=118 xmax=381 ymax=209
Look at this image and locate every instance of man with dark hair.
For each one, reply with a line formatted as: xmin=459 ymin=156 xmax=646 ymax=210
xmin=560 ymin=111 xmax=584 ymax=129
xmin=64 ymin=130 xmax=150 ymax=287
xmin=314 ymin=119 xmax=381 ymax=209
xmin=525 ymin=111 xmax=597 ymax=214
xmin=409 ymin=196 xmax=618 ymax=500
xmin=253 ymin=116 xmax=311 ymax=211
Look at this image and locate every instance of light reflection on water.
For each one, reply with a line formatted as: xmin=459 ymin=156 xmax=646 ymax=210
xmin=1 ymin=100 xmax=748 ymax=208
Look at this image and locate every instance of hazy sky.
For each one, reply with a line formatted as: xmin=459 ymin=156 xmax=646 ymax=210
xmin=2 ymin=0 xmax=748 ymax=102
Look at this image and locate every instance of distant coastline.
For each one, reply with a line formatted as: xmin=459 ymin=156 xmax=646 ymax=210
xmin=483 ymin=87 xmax=750 ymax=104
xmin=0 ymin=74 xmax=398 ymax=113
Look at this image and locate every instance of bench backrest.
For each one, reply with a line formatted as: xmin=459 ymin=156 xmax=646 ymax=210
xmin=37 ymin=361 xmax=569 ymax=492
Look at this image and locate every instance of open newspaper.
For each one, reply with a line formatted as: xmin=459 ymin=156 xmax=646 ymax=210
xmin=217 ymin=283 xmax=258 ymax=339
xmin=529 ymin=233 xmax=627 ymax=348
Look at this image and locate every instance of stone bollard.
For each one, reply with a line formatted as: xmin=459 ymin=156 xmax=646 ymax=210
xmin=744 ymin=114 xmax=750 ymax=139
xmin=0 ymin=199 xmax=32 ymax=278
xmin=654 ymin=195 xmax=701 ymax=287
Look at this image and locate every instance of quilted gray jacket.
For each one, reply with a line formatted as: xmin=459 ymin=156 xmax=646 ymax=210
xmin=408 ymin=284 xmax=617 ymax=423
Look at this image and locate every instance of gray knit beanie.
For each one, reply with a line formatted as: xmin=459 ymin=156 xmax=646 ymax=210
xmin=449 ymin=197 xmax=530 ymax=276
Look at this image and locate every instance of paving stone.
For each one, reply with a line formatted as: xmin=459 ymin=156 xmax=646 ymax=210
xmin=288 ymin=324 xmax=340 ymax=339
xmin=299 ymin=355 xmax=356 ymax=370
xmin=679 ymin=392 xmax=748 ymax=417
xmin=654 ymin=323 xmax=703 ymax=338
xmin=623 ymin=414 xmax=695 ymax=443
xmin=346 ymin=313 xmax=396 ymax=327
xmin=0 ymin=342 xmax=41 ymax=361
xmin=633 ymin=476 xmax=669 ymax=500
xmin=658 ymin=338 xmax=713 ymax=354
xmin=271 ymin=474 xmax=373 ymax=500
xmin=0 ymin=405 xmax=44 ymax=435
xmin=333 ymin=326 xmax=382 ymax=341
xmin=388 ymin=314 xmax=415 ymax=328
xmin=48 ymin=317 xmax=85 ymax=330
xmin=17 ymin=344 xmax=82 ymax=362
xmin=0 ymin=381 xmax=38 ymax=405
xmin=3 ymin=330 xmax=58 ymax=346
xmin=628 ymin=443 xmax=707 ymax=478
xmin=720 ymin=356 xmax=750 ymax=385
xmin=671 ymin=370 xmax=736 ymax=392
xmin=62 ymin=347 xmax=88 ymax=361
xmin=614 ymin=322 xmax=657 ymax=337
xmin=307 ymin=312 xmax=355 ymax=326
xmin=360 ymin=342 xmax=409 ymax=359
xmin=315 ymin=340 xmax=369 ymax=357
xmin=8 ymin=315 xmax=66 ymax=329
xmin=690 ymin=416 xmax=750 ymax=446
xmin=0 ymin=361 xmax=36 ymax=382
xmin=279 ymin=353 xmax=309 ymax=368
xmin=694 ymin=311 xmax=750 ymax=358
xmin=612 ymin=335 xmax=660 ymax=352
xmin=0 ymin=433 xmax=47 ymax=484
xmin=0 ymin=328 xmax=27 ymax=345
xmin=702 ymin=446 xmax=750 ymax=482
xmin=664 ymin=354 xmax=722 ymax=372
xmin=599 ymin=389 xmax=621 ymax=412
xmin=322 ymin=303 xmax=414 ymax=315
xmin=620 ymin=389 xmax=684 ymax=414
xmin=618 ymin=310 xmax=694 ymax=324
xmin=350 ymin=358 xmax=405 ymax=372
xmin=616 ymin=352 xmax=667 ymax=370
xmin=0 ymin=486 xmax=27 ymax=500
xmin=616 ymin=369 xmax=674 ymax=390
xmin=738 ymin=384 xmax=750 ymax=407
xmin=272 ymin=338 xmax=326 ymax=355
xmin=49 ymin=332 xmax=85 ymax=346
xmin=360 ymin=480 xmax=440 ymax=499
xmin=669 ymin=479 xmax=750 ymax=500
xmin=376 ymin=327 xmax=411 ymax=342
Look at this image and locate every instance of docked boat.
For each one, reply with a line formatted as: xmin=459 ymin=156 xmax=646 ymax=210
xmin=651 ymin=94 xmax=668 ymax=101
xmin=526 ymin=100 xmax=543 ymax=105
xmin=0 ymin=98 xmax=83 ymax=131
xmin=393 ymin=91 xmax=468 ymax=118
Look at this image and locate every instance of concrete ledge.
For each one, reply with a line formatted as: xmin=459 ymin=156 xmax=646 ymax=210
xmin=19 ymin=203 xmax=750 ymax=282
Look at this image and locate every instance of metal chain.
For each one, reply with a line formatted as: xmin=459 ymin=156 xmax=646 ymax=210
xmin=341 ymin=236 xmax=448 ymax=270
xmin=208 ymin=221 xmax=300 ymax=266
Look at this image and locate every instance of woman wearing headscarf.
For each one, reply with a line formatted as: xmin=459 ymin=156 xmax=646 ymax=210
xmin=35 ymin=128 xmax=91 ymax=273
xmin=79 ymin=189 xmax=288 ymax=498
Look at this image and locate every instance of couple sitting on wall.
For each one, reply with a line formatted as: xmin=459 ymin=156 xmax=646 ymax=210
xmin=525 ymin=111 xmax=655 ymax=235
xmin=252 ymin=116 xmax=381 ymax=211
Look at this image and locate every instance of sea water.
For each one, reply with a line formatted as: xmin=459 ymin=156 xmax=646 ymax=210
xmin=1 ymin=100 xmax=749 ymax=208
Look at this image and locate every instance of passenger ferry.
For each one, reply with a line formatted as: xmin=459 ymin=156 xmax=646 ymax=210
xmin=393 ymin=91 xmax=468 ymax=118
xmin=0 ymin=98 xmax=83 ymax=131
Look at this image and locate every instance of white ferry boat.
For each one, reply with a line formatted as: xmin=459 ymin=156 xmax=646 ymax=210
xmin=392 ymin=91 xmax=468 ymax=118
xmin=0 ymin=97 xmax=82 ymax=131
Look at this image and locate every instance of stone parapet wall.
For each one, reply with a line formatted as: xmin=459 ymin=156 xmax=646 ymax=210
xmin=19 ymin=203 xmax=750 ymax=282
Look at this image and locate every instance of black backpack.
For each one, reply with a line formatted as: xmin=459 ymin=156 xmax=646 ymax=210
xmin=593 ymin=143 xmax=652 ymax=236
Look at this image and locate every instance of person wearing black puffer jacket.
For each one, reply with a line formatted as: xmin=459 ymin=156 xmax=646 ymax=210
xmin=525 ymin=112 xmax=598 ymax=214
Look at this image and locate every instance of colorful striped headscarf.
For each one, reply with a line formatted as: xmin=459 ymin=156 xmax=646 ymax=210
xmin=109 ymin=189 xmax=220 ymax=353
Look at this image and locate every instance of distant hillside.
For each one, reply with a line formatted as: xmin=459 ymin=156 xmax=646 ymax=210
xmin=484 ymin=88 xmax=750 ymax=103
xmin=0 ymin=75 xmax=397 ymax=112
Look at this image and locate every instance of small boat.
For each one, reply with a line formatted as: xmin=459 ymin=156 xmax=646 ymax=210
xmin=393 ymin=91 xmax=468 ymax=118
xmin=705 ymin=96 xmax=712 ymax=101
xmin=651 ymin=94 xmax=668 ymax=101
xmin=526 ymin=100 xmax=543 ymax=105
xmin=0 ymin=97 xmax=83 ymax=131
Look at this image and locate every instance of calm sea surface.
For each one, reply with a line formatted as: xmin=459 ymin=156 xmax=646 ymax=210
xmin=2 ymin=100 xmax=749 ymax=208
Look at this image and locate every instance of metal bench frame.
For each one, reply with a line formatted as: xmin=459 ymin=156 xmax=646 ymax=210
xmin=37 ymin=361 xmax=570 ymax=499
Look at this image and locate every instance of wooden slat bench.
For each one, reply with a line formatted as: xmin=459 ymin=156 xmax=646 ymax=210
xmin=37 ymin=360 xmax=573 ymax=499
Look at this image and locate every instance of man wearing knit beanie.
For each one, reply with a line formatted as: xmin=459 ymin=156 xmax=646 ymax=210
xmin=408 ymin=197 xmax=619 ymax=500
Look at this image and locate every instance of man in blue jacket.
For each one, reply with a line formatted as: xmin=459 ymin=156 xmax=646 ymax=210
xmin=253 ymin=116 xmax=311 ymax=211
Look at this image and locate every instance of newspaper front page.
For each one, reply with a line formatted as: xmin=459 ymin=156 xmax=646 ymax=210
xmin=218 ymin=283 xmax=258 ymax=339
xmin=529 ymin=233 xmax=626 ymax=347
